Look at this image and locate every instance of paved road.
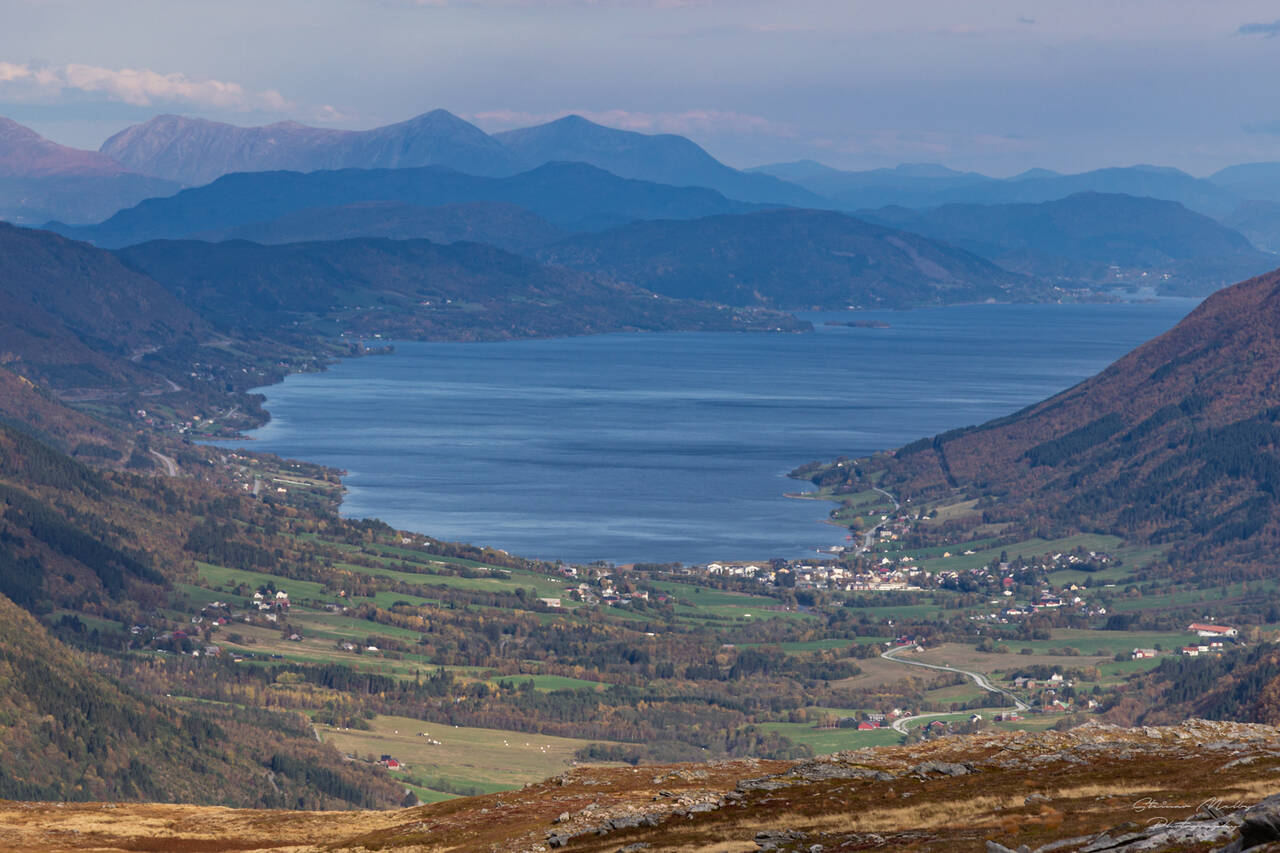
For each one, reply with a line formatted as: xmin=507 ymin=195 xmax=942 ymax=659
xmin=881 ymin=644 xmax=1030 ymax=733
xmin=149 ymin=449 xmax=178 ymax=477
xmin=860 ymin=486 xmax=901 ymax=552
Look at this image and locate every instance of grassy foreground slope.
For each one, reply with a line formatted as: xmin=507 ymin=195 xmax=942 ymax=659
xmin=4 ymin=720 xmax=1280 ymax=851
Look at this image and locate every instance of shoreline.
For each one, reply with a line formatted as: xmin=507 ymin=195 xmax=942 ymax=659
xmin=205 ymin=297 xmax=1191 ymax=566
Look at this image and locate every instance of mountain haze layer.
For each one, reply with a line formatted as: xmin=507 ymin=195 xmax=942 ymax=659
xmin=858 ymin=192 xmax=1276 ymax=293
xmin=48 ymin=162 xmax=766 ymax=247
xmin=757 ymin=161 xmax=1241 ymax=216
xmin=494 ymin=114 xmax=824 ymax=205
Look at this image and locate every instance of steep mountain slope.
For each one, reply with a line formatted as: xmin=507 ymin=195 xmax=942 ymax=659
xmin=808 ymin=267 xmax=1280 ymax=573
xmin=0 ymin=116 xmax=129 ymax=177
xmin=116 ymin=236 xmax=806 ymax=339
xmin=0 ymin=590 xmax=398 ymax=806
xmin=100 ymin=110 xmax=527 ymax=184
xmin=494 ymin=114 xmax=822 ymax=205
xmin=755 ymin=160 xmax=1240 ymax=216
xmin=536 ymin=208 xmax=1038 ymax=309
xmin=859 ymin=192 xmax=1276 ymax=293
xmin=49 ymin=162 xmax=764 ymax=247
xmin=0 ymin=420 xmax=406 ymax=808
xmin=0 ymin=117 xmax=179 ymax=224
xmin=0 ymin=223 xmax=204 ymax=390
xmin=1109 ymin=643 xmax=1280 ymax=727
xmin=193 ymin=200 xmax=565 ymax=252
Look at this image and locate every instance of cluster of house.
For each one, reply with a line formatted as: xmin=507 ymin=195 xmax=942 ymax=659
xmin=835 ymin=710 xmax=904 ymax=730
xmin=565 ymin=583 xmax=658 ymax=608
xmin=130 ymin=619 xmax=224 ymax=658
xmin=968 ymin=585 xmax=1108 ymax=625
xmin=1130 ymin=624 xmax=1239 ymax=658
xmin=252 ymin=589 xmax=290 ymax=611
xmin=1012 ymin=672 xmax=1070 ymax=690
xmin=1179 ymin=623 xmax=1237 ymax=655
xmin=696 ymin=547 xmax=1116 ymax=600
xmin=703 ymin=561 xmax=926 ymax=592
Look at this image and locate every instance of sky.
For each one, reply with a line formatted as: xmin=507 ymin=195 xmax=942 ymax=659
xmin=3 ymin=0 xmax=1280 ymax=176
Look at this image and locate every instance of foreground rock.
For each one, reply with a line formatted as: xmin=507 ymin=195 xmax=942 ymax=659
xmin=5 ymin=720 xmax=1280 ymax=852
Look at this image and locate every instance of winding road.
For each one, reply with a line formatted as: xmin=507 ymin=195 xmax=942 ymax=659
xmin=149 ymin=449 xmax=179 ymax=477
xmin=881 ymin=644 xmax=1030 ymax=734
xmin=860 ymin=486 xmax=901 ymax=552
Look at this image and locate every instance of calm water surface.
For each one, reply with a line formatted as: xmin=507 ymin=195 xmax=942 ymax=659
xmin=243 ymin=301 xmax=1198 ymax=564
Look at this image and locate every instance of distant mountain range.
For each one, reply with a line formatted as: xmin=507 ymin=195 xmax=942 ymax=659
xmin=755 ymin=160 xmax=1241 ymax=217
xmin=1208 ymin=162 xmax=1280 ymax=204
xmin=100 ymin=110 xmax=528 ymax=184
xmin=94 ymin=110 xmax=816 ymax=205
xmin=5 ymin=109 xmax=1280 ymax=302
xmin=0 ymin=118 xmax=178 ymax=224
xmin=0 ymin=116 xmax=127 ymax=178
xmin=493 ymin=115 xmax=823 ymax=206
xmin=857 ymin=192 xmax=1277 ymax=294
xmin=47 ymin=162 xmax=767 ymax=246
xmin=536 ymin=208 xmax=1039 ymax=309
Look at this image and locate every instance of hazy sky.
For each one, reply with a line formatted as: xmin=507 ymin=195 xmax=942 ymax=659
xmin=4 ymin=0 xmax=1280 ymax=175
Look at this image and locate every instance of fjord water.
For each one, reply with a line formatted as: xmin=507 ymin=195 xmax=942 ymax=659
xmin=246 ymin=301 xmax=1197 ymax=565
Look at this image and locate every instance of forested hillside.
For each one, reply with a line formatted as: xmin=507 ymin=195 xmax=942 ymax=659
xmin=0 ymin=417 xmax=405 ymax=807
xmin=116 ymin=236 xmax=805 ymax=340
xmin=537 ymin=208 xmax=1041 ymax=309
xmin=0 ymin=591 xmax=404 ymax=807
xmin=0 ymin=223 xmax=204 ymax=391
xmin=800 ymin=267 xmax=1280 ymax=574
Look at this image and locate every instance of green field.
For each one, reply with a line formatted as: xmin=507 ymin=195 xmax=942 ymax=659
xmin=913 ymin=533 xmax=1125 ymax=573
xmin=318 ymin=713 xmax=616 ymax=798
xmin=756 ymin=721 xmax=902 ymax=752
xmin=491 ymin=674 xmax=607 ymax=692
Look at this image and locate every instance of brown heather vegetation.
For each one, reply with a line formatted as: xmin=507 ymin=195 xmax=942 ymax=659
xmin=3 ymin=720 xmax=1280 ymax=852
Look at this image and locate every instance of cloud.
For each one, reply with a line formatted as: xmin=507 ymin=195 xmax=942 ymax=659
xmin=0 ymin=61 xmax=293 ymax=111
xmin=1238 ymin=20 xmax=1280 ymax=37
xmin=470 ymin=108 xmax=797 ymax=138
